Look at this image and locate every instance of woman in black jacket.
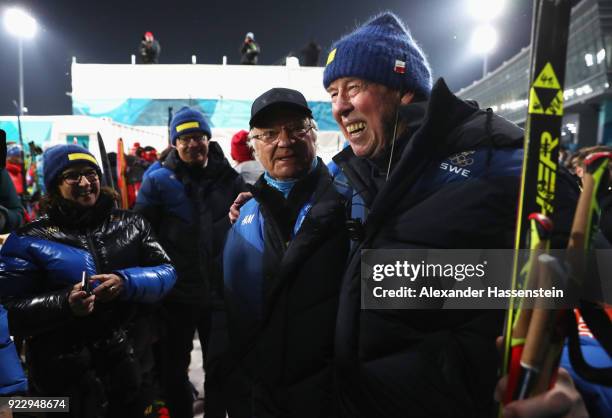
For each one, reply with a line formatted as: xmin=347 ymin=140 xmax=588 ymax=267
xmin=0 ymin=144 xmax=176 ymax=418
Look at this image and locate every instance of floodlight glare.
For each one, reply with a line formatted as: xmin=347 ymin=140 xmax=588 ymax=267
xmin=471 ymin=24 xmax=498 ymax=55
xmin=468 ymin=0 xmax=505 ymax=21
xmin=4 ymin=8 xmax=38 ymax=39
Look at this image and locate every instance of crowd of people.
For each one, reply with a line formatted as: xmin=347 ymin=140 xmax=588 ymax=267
xmin=137 ymin=30 xmax=262 ymax=65
xmin=1 ymin=11 xmax=610 ymax=418
xmin=137 ymin=29 xmax=323 ymax=67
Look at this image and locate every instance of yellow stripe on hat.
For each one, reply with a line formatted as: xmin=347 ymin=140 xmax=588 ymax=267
xmin=68 ymin=153 xmax=98 ymax=165
xmin=326 ymin=48 xmax=337 ymax=66
xmin=176 ymin=121 xmax=200 ymax=132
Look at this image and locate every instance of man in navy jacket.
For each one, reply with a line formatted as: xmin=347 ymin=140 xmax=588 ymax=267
xmin=323 ymin=12 xmax=580 ymax=418
xmin=135 ymin=107 xmax=247 ymax=418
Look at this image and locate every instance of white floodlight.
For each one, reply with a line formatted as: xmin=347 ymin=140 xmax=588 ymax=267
xmin=4 ymin=8 xmax=37 ymax=39
xmin=471 ymin=24 xmax=498 ymax=55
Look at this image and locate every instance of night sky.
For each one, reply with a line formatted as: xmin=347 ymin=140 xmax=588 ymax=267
xmin=0 ymin=0 xmax=540 ymax=116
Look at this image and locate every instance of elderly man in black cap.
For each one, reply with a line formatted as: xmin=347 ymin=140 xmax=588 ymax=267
xmin=223 ymin=88 xmax=349 ymax=418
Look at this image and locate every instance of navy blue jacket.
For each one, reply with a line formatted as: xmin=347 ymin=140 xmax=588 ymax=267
xmin=0 ymin=304 xmax=27 ymax=395
xmin=142 ymin=159 xmax=162 ymax=181
xmin=331 ymin=78 xmax=578 ymax=418
xmin=224 ymin=161 xmax=349 ymax=418
xmin=561 ymin=333 xmax=612 ymax=417
xmin=135 ymin=144 xmax=247 ymax=305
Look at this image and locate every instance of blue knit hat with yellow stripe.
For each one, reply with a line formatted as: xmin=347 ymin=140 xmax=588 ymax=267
xmin=170 ymin=107 xmax=212 ymax=145
xmin=43 ymin=144 xmax=101 ymax=190
xmin=323 ymin=12 xmax=432 ymax=100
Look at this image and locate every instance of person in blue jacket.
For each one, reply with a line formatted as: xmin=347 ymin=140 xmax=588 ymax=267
xmin=323 ymin=12 xmax=579 ymax=418
xmin=559 ymin=311 xmax=612 ymax=418
xmin=135 ymin=108 xmax=247 ymax=418
xmin=0 ymin=144 xmax=176 ymax=418
xmin=224 ymin=88 xmax=349 ymax=417
xmin=0 ymin=304 xmax=27 ymax=397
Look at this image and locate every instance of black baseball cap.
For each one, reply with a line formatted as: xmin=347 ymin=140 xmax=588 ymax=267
xmin=249 ymin=88 xmax=312 ymax=128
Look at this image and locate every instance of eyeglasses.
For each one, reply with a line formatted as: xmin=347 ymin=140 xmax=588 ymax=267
xmin=176 ymin=134 xmax=208 ymax=145
xmin=61 ymin=169 xmax=99 ymax=185
xmin=249 ymin=121 xmax=314 ymax=144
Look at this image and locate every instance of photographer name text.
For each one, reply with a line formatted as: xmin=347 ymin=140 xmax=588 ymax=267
xmin=372 ymin=286 xmax=564 ymax=299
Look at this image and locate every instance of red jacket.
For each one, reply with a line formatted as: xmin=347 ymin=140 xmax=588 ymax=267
xmin=5 ymin=162 xmax=24 ymax=195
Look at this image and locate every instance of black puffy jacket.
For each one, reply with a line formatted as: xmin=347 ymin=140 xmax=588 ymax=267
xmin=0 ymin=191 xmax=176 ymax=401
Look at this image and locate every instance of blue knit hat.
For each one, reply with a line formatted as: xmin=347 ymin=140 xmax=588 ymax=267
xmin=323 ymin=12 xmax=432 ymax=99
xmin=43 ymin=144 xmax=101 ymax=191
xmin=170 ymin=107 xmax=212 ymax=145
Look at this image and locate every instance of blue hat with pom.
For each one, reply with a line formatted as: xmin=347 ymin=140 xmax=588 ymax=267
xmin=43 ymin=144 xmax=101 ymax=191
xmin=323 ymin=12 xmax=432 ymax=100
xmin=170 ymin=107 xmax=212 ymax=145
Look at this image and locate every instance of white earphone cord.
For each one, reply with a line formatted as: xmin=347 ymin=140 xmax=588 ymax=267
xmin=385 ymin=107 xmax=400 ymax=181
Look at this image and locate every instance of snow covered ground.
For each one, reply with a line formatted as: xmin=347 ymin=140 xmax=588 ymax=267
xmin=189 ymin=334 xmax=206 ymax=418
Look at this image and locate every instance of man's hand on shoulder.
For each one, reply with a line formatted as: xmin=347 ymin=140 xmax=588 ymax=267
xmin=229 ymin=192 xmax=253 ymax=224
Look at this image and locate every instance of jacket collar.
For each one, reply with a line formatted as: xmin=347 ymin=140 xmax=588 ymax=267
xmin=332 ymin=78 xmax=486 ymax=232
xmin=47 ymin=189 xmax=115 ymax=230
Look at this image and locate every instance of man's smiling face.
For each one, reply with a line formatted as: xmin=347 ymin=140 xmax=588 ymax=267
xmin=327 ymin=77 xmax=413 ymax=158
